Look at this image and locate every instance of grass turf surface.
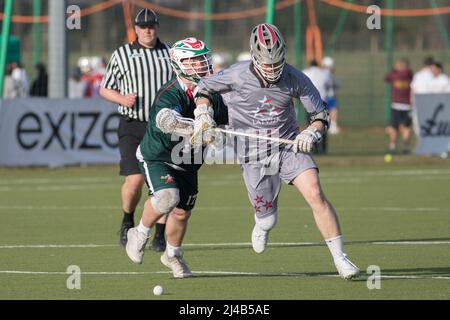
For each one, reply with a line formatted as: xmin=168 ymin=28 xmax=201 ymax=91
xmin=0 ymin=156 xmax=449 ymax=300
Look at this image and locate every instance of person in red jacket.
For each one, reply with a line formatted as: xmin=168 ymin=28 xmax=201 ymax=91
xmin=384 ymin=58 xmax=413 ymax=154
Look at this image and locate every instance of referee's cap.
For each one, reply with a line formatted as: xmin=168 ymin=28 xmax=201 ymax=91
xmin=135 ymin=8 xmax=159 ymax=27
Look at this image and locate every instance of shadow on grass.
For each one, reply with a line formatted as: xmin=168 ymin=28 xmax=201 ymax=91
xmin=184 ymin=237 xmax=450 ymax=252
xmin=380 ymin=266 xmax=450 ymax=276
xmin=190 ymin=271 xmax=338 ymax=279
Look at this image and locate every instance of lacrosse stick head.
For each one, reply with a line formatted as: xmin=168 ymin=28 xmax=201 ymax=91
xmin=170 ymin=37 xmax=213 ymax=83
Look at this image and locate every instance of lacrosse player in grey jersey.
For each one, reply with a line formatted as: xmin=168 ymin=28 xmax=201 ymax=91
xmin=193 ymin=23 xmax=359 ymax=280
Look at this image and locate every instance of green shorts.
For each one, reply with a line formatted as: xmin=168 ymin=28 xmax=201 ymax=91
xmin=138 ymin=161 xmax=198 ymax=211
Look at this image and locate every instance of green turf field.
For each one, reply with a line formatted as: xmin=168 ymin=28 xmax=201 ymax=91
xmin=0 ymin=156 xmax=449 ymax=300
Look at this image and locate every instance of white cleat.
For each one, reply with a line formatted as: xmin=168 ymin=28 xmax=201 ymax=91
xmin=125 ymin=227 xmax=149 ymax=264
xmin=160 ymin=251 xmax=192 ymax=278
xmin=251 ymin=225 xmax=269 ymax=254
xmin=334 ymin=254 xmax=360 ymax=280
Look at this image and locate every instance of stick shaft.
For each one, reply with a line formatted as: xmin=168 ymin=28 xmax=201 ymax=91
xmin=215 ymin=128 xmax=295 ymax=145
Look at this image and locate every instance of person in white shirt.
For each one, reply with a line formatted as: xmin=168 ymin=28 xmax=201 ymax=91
xmin=10 ymin=62 xmax=29 ymax=97
xmin=427 ymin=62 xmax=450 ymax=93
xmin=411 ymin=57 xmax=434 ymax=96
xmin=303 ymin=60 xmax=333 ymax=153
xmin=321 ymin=56 xmax=341 ymax=134
xmin=303 ymin=60 xmax=332 ymax=101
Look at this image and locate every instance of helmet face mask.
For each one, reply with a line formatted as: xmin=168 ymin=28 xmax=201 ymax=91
xmin=170 ymin=37 xmax=213 ymax=83
xmin=250 ymin=23 xmax=286 ymax=83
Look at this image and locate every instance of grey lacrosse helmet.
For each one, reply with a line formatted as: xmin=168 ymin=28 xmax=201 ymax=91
xmin=249 ymin=23 xmax=286 ymax=83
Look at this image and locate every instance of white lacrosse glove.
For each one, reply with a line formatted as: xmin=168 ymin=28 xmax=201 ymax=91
xmin=190 ymin=104 xmax=216 ymax=146
xmin=293 ymin=126 xmax=323 ymax=153
xmin=155 ymin=108 xmax=194 ymax=136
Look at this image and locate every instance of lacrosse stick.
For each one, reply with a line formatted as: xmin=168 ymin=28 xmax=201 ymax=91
xmin=214 ymin=128 xmax=296 ymax=145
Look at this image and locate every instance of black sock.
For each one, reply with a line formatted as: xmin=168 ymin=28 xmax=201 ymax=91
xmin=122 ymin=211 xmax=134 ymax=224
xmin=154 ymin=223 xmax=166 ymax=239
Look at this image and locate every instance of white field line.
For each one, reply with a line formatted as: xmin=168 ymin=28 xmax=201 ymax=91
xmin=1 ymin=169 xmax=449 ymax=191
xmin=0 ymin=177 xmax=120 ymax=185
xmin=0 ymin=244 xmax=118 ymax=249
xmin=371 ymin=241 xmax=450 ymax=245
xmin=0 ymin=174 xmax=242 ymax=186
xmin=321 ymin=169 xmax=450 ymax=177
xmin=360 ymin=207 xmax=442 ymax=212
xmin=0 ymin=185 xmax=117 ymax=192
xmin=0 ymin=205 xmax=446 ymax=213
xmin=0 ymin=239 xmax=449 ymax=249
xmin=0 ymin=270 xmax=448 ymax=280
xmin=1 ymin=175 xmax=449 ymax=191
xmin=1 ymin=168 xmax=449 ymax=186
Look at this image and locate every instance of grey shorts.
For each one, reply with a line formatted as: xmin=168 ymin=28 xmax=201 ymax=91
xmin=241 ymin=148 xmax=318 ymax=218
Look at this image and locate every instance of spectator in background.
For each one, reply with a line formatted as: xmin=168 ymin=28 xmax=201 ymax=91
xmin=3 ymin=63 xmax=19 ymax=98
xmin=80 ymin=59 xmax=95 ymax=97
xmin=68 ymin=67 xmax=88 ymax=98
xmin=90 ymin=57 xmax=107 ymax=97
xmin=303 ymin=60 xmax=332 ymax=101
xmin=410 ymin=56 xmax=434 ymax=97
xmin=212 ymin=52 xmax=231 ymax=74
xmin=236 ymin=51 xmax=252 ymax=62
xmin=30 ymin=63 xmax=48 ymax=97
xmin=322 ymin=56 xmax=341 ymax=134
xmin=11 ymin=62 xmax=29 ymax=97
xmin=303 ymin=60 xmax=333 ymax=154
xmin=384 ymin=58 xmax=413 ymax=154
xmin=426 ymin=62 xmax=450 ymax=93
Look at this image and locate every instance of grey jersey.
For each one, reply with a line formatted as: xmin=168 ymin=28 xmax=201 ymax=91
xmin=198 ymin=61 xmax=325 ymax=138
xmin=197 ymin=61 xmax=325 ymax=140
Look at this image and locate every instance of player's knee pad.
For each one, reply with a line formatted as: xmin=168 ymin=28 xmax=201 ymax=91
xmin=151 ymin=188 xmax=180 ymax=215
xmin=254 ymin=212 xmax=278 ymax=231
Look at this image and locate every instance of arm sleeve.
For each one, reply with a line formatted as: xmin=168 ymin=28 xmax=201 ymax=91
xmin=101 ymin=52 xmax=121 ymax=90
xmin=151 ymin=91 xmax=181 ymax=134
xmin=292 ymin=69 xmax=326 ymax=113
xmin=211 ymin=93 xmax=229 ymax=126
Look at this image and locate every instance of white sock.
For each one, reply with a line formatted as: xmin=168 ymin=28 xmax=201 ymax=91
xmin=137 ymin=219 xmax=151 ymax=237
xmin=325 ymin=235 xmax=345 ymax=261
xmin=166 ymin=242 xmax=181 ymax=258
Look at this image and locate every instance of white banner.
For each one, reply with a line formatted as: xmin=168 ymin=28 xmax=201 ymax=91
xmin=413 ymin=94 xmax=450 ymax=155
xmin=0 ymin=98 xmax=120 ymax=166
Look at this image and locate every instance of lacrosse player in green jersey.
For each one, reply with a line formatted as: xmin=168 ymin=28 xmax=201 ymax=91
xmin=125 ymin=37 xmax=228 ymax=278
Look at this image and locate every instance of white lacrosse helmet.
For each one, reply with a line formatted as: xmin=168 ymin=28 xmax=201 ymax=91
xmin=250 ymin=23 xmax=286 ymax=83
xmin=170 ymin=37 xmax=213 ymax=83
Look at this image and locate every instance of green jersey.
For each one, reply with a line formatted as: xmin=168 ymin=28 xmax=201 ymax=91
xmin=139 ymin=77 xmax=228 ymax=172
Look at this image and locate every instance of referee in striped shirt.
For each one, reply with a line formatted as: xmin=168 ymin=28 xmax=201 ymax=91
xmin=100 ymin=9 xmax=173 ymax=251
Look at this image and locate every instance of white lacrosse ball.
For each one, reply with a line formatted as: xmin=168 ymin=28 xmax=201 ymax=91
xmin=153 ymin=285 xmax=164 ymax=296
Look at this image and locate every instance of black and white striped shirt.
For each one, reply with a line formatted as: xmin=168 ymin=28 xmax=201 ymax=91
xmin=101 ymin=38 xmax=173 ymax=122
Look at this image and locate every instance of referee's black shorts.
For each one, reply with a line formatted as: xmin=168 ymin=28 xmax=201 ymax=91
xmin=118 ymin=117 xmax=147 ymax=176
